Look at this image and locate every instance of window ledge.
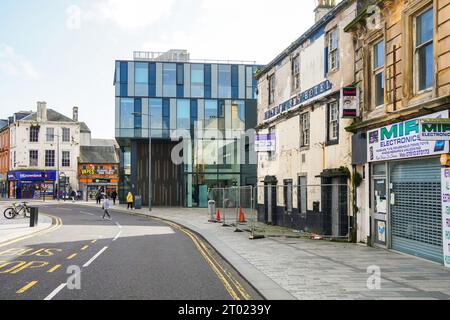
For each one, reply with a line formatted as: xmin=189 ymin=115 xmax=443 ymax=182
xmin=326 ymin=140 xmax=339 ymax=147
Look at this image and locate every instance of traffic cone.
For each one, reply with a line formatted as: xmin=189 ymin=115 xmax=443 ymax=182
xmin=238 ymin=207 xmax=246 ymax=223
xmin=216 ymin=209 xmax=221 ymax=222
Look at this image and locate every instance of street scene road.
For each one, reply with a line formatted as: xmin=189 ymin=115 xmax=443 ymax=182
xmin=0 ymin=205 xmax=261 ymax=300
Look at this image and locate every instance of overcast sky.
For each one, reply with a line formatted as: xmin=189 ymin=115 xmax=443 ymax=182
xmin=0 ymin=0 xmax=328 ymax=139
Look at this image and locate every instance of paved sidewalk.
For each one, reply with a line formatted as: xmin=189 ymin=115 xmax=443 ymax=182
xmin=68 ymin=202 xmax=450 ymax=300
xmin=0 ymin=202 xmax=54 ymax=245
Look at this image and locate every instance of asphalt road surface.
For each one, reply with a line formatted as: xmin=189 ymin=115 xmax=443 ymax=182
xmin=0 ymin=204 xmax=262 ymax=300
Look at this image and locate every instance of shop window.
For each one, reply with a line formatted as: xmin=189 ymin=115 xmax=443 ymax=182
xmin=372 ymin=39 xmax=385 ymax=108
xmin=30 ymin=126 xmax=39 ymax=142
xmin=414 ymin=7 xmax=433 ymax=92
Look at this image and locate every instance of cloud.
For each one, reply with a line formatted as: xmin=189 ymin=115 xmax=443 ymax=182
xmin=91 ymin=0 xmax=175 ymax=29
xmin=66 ymin=5 xmax=82 ymax=30
xmin=0 ymin=45 xmax=40 ymax=79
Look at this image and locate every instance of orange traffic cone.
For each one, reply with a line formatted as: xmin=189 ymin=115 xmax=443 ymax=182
xmin=238 ymin=208 xmax=246 ymax=223
xmin=216 ymin=209 xmax=221 ymax=222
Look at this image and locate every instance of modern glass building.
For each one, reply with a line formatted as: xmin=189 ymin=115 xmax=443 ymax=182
xmin=114 ymin=50 xmax=259 ymax=207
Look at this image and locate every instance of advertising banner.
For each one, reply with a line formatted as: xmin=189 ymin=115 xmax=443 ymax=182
xmin=255 ymin=134 xmax=276 ymax=152
xmin=367 ymin=111 xmax=449 ymax=162
xmin=441 ymin=167 xmax=450 ymax=268
xmin=419 ymin=118 xmax=450 ymax=141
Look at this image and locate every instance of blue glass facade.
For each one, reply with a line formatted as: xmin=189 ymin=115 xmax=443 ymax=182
xmin=114 ymin=59 xmax=259 ymax=207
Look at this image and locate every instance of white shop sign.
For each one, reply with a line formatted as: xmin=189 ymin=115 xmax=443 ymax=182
xmin=367 ymin=111 xmax=449 ymax=162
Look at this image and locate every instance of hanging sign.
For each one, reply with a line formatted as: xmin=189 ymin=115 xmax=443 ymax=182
xmin=340 ymin=86 xmax=359 ymax=118
xmin=419 ymin=118 xmax=450 ymax=141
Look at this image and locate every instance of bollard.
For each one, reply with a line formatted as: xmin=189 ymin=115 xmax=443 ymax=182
xmin=208 ymin=200 xmax=216 ymax=222
xmin=29 ymin=207 xmax=39 ymax=228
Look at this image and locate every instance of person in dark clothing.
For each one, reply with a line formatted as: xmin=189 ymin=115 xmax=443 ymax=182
xmin=111 ymin=190 xmax=117 ymax=206
xmin=96 ymin=189 xmax=102 ymax=204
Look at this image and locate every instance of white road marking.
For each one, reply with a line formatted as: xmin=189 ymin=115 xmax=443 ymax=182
xmin=80 ymin=211 xmax=95 ymax=216
xmin=115 ymin=222 xmax=122 ymax=229
xmin=113 ymin=231 xmax=122 ymax=242
xmin=44 ymin=283 xmax=67 ymax=301
xmin=83 ymin=246 xmax=108 ymax=268
xmin=57 ymin=208 xmax=72 ymax=211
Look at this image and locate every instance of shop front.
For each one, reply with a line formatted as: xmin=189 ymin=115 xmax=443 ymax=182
xmin=7 ymin=171 xmax=57 ymax=200
xmin=78 ymin=164 xmax=118 ymax=201
xmin=367 ymin=111 xmax=449 ymax=264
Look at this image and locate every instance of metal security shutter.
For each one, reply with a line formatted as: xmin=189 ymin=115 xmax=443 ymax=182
xmin=390 ymin=158 xmax=443 ymax=263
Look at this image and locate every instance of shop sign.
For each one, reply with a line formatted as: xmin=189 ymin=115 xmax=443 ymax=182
xmin=340 ymin=87 xmax=359 ymax=118
xmin=264 ymin=80 xmax=332 ymax=121
xmin=7 ymin=171 xmax=56 ymax=181
xmin=255 ymin=134 xmax=276 ymax=152
xmin=441 ymin=167 xmax=450 ymax=268
xmin=419 ymin=118 xmax=450 ymax=141
xmin=367 ymin=111 xmax=449 ymax=162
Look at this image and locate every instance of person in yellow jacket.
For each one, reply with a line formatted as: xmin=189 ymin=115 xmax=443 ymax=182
xmin=126 ymin=192 xmax=134 ymax=210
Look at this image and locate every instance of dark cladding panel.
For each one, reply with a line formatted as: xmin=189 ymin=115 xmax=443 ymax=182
xmin=352 ymin=132 xmax=367 ymax=165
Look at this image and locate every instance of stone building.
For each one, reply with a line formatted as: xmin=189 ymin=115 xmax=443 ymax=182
xmin=345 ymin=0 xmax=450 ymax=264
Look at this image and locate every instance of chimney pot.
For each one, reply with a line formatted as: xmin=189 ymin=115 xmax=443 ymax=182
xmin=73 ymin=106 xmax=79 ymax=122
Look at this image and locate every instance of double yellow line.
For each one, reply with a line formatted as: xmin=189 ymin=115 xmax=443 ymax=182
xmin=0 ymin=213 xmax=63 ymax=249
xmin=154 ymin=218 xmax=251 ymax=300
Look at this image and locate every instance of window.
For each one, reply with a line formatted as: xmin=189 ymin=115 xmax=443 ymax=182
xmin=373 ymin=40 xmax=385 ymax=107
xmin=218 ymin=65 xmax=231 ymax=98
xmin=328 ymin=101 xmax=339 ymax=142
xmin=46 ymin=128 xmax=54 ymax=142
xmin=176 ymin=99 xmax=190 ymax=130
xmin=30 ymin=126 xmax=39 ymax=142
xmin=204 ymin=100 xmax=218 ymax=131
xmin=268 ymin=126 xmax=276 ymax=160
xmin=62 ymin=128 xmax=70 ymax=142
xmin=62 ymin=151 xmax=70 ymax=167
xmin=415 ymin=7 xmax=433 ymax=92
xmin=163 ymin=63 xmax=177 ymax=97
xmin=300 ymin=112 xmax=310 ymax=147
xmin=150 ymin=99 xmax=163 ymax=130
xmin=268 ymin=74 xmax=275 ymax=105
xmin=29 ymin=150 xmax=38 ymax=167
xmin=135 ymin=62 xmax=149 ymax=96
xmin=191 ymin=64 xmax=204 ymax=98
xmin=327 ymin=28 xmax=339 ymax=71
xmin=231 ymin=101 xmax=245 ymax=131
xmin=292 ymin=55 xmax=300 ymax=91
xmin=45 ymin=150 xmax=55 ymax=167
xmin=120 ymin=98 xmax=134 ymax=129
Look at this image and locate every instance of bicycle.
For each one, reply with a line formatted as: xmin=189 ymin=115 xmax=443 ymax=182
xmin=3 ymin=202 xmax=31 ymax=219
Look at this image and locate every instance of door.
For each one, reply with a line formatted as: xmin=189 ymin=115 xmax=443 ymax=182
xmin=390 ymin=158 xmax=443 ymax=263
xmin=372 ymin=163 xmax=388 ymax=247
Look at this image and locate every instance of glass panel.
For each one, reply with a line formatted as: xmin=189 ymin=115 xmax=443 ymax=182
xmin=163 ymin=63 xmax=176 ymax=97
xmin=120 ymin=98 xmax=134 ymax=129
xmin=177 ymin=99 xmax=190 ymax=129
xmin=218 ymin=65 xmax=231 ymax=98
xmin=204 ymin=100 xmax=218 ymax=131
xmin=418 ymin=43 xmax=433 ymax=90
xmin=417 ymin=8 xmax=433 ymax=45
xmin=231 ymin=101 xmax=245 ymax=130
xmin=374 ymin=178 xmax=387 ymax=214
xmin=373 ymin=163 xmax=386 ymax=175
xmin=149 ymin=99 xmax=162 ymax=129
xmin=374 ymin=40 xmax=384 ymax=69
xmin=135 ymin=62 xmax=148 ymax=84
xmin=375 ymin=72 xmax=384 ymax=107
xmin=191 ymin=64 xmax=204 ymax=98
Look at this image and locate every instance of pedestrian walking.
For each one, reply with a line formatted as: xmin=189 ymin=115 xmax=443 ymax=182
xmin=96 ymin=189 xmax=102 ymax=204
xmin=111 ymin=190 xmax=117 ymax=206
xmin=102 ymin=196 xmax=111 ymax=220
xmin=126 ymin=192 xmax=134 ymax=210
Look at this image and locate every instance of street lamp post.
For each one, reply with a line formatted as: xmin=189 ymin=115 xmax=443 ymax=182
xmin=132 ymin=112 xmax=152 ymax=211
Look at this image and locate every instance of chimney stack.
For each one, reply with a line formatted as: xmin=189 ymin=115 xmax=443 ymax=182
xmin=314 ymin=0 xmax=336 ymax=22
xmin=36 ymin=101 xmax=47 ymax=122
xmin=73 ymin=106 xmax=79 ymax=122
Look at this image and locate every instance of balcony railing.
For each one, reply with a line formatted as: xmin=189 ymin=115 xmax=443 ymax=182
xmin=133 ymin=51 xmax=257 ymax=65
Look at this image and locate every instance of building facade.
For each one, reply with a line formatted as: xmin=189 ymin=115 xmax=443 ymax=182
xmin=8 ymin=102 xmax=81 ymax=199
xmin=114 ymin=50 xmax=259 ymax=207
xmin=345 ymin=0 xmax=450 ymax=264
xmin=0 ymin=120 xmax=10 ymax=197
xmin=255 ymin=0 xmax=357 ymax=236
